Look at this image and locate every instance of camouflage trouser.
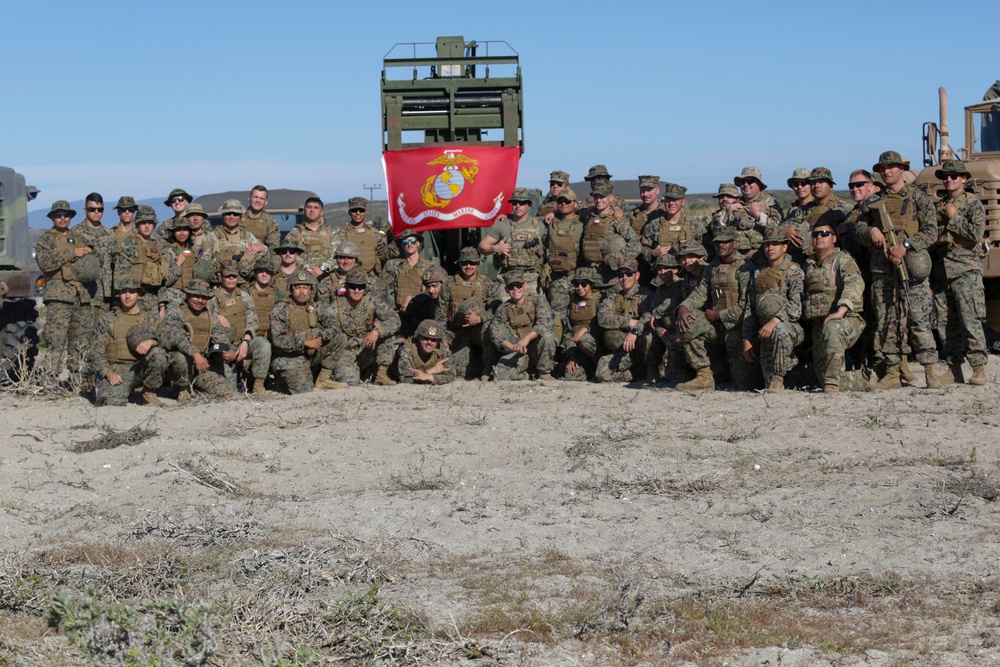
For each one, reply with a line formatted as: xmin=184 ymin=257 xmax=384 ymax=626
xmin=448 ymin=324 xmax=494 ymax=380
xmin=166 ymin=351 xmax=236 ymax=398
xmin=560 ymin=331 xmax=600 ymax=381
xmin=810 ymin=316 xmax=864 ymax=388
xmin=42 ymin=300 xmax=93 ymax=376
xmin=325 ymin=333 xmax=401 ymax=385
xmin=96 ymin=348 xmax=169 ymax=406
xmin=678 ymin=315 xmax=758 ymax=390
xmin=931 ymin=264 xmax=987 ymax=367
xmin=649 ymin=329 xmax=689 ymax=384
xmin=547 ymin=275 xmax=574 ymax=317
xmin=756 ymin=321 xmax=804 ymax=386
xmin=271 ymin=354 xmax=321 ymax=394
xmin=493 ymin=331 xmax=558 ymax=381
xmin=221 ymin=337 xmax=272 ymax=391
xmin=595 ymin=330 xmax=654 ymax=382
xmin=871 ymin=274 xmax=938 ymax=366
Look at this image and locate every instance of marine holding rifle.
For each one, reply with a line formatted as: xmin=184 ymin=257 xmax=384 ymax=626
xmin=852 ymin=151 xmax=943 ymax=389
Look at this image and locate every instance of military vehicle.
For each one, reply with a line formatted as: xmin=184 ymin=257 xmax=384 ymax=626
xmin=916 ymin=82 xmax=1000 ymax=333
xmin=0 ymin=166 xmax=43 ymax=372
xmin=381 ymin=36 xmax=523 ymax=266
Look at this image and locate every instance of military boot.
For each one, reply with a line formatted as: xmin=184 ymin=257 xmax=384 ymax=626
xmin=970 ymin=365 xmax=987 ymax=386
xmin=925 ymin=363 xmax=945 ymax=389
xmin=142 ymin=391 xmax=162 ymax=406
xmin=766 ymin=374 xmax=785 ymax=394
xmin=871 ymin=364 xmax=902 ymax=390
xmin=315 ymin=369 xmax=348 ymax=390
xmin=252 ymin=378 xmax=269 ymax=394
xmin=899 ymin=358 xmax=917 ymax=384
xmin=677 ymin=367 xmax=715 ymax=391
xmin=373 ymin=365 xmax=397 ymax=386
xmin=823 ymin=384 xmax=840 ymax=393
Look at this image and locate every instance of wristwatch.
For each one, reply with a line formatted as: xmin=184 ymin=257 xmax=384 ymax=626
xmin=903 ymin=240 xmax=912 ymax=250
xmin=629 ymin=326 xmax=641 ymax=335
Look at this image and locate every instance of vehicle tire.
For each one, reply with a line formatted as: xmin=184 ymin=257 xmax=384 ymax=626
xmin=0 ymin=319 xmax=41 ymax=380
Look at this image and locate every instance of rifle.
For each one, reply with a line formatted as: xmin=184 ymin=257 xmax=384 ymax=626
xmin=874 ymin=202 xmax=911 ymax=297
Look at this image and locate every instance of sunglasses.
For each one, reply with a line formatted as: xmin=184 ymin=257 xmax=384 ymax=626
xmin=52 ymin=212 xmax=71 ymax=219
xmin=400 ymin=238 xmax=419 ymax=245
xmin=171 ymin=196 xmax=188 ymax=204
xmin=618 ymin=270 xmax=637 ymax=278
xmin=119 ymin=207 xmax=137 ymax=213
xmin=506 ymin=282 xmax=525 ymax=290
xmin=279 ymin=249 xmax=299 ymax=254
xmin=811 ymin=230 xmax=834 ymax=238
xmin=223 ymin=212 xmax=241 ymax=216
xmin=510 ymin=200 xmax=531 ymax=206
xmin=458 ymin=261 xmax=478 ymax=267
xmin=556 ymin=199 xmax=573 ymax=204
xmin=86 ymin=207 xmax=104 ymax=213
xmin=346 ymin=284 xmax=367 ymax=290
xmin=571 ymin=281 xmax=591 ymax=287
xmin=941 ymin=174 xmax=963 ymax=181
xmin=847 ymin=181 xmax=871 ymax=189
xmin=789 ymin=180 xmax=809 ymax=188
xmin=349 ymin=208 xmax=365 ymax=213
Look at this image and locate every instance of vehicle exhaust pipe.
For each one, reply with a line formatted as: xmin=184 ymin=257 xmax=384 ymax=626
xmin=939 ymin=86 xmax=953 ymax=161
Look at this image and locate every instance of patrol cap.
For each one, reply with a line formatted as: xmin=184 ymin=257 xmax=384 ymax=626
xmin=654 ymin=252 xmax=681 ymax=269
xmin=584 ymin=164 xmax=612 ymax=181
xmin=617 ymin=258 xmax=639 ymax=274
xmin=164 ymin=188 xmax=193 ymax=205
xmin=807 ymin=167 xmax=836 ymax=185
xmin=134 ymin=206 xmax=157 ymax=225
xmin=344 ymin=268 xmax=368 ymax=287
xmin=169 ymin=217 xmax=194 ymax=231
xmin=158 ymin=287 xmax=186 ymax=307
xmin=220 ymin=199 xmax=246 ymax=216
xmin=549 ymin=170 xmax=570 ymax=184
xmin=47 ymin=200 xmax=77 ymax=219
xmin=761 ymin=227 xmax=790 ymax=244
xmin=183 ymin=279 xmax=214 ymax=298
xmin=508 ymin=187 xmax=533 ymax=203
xmin=398 ymin=229 xmax=422 ymax=243
xmin=348 ymin=196 xmax=368 ymax=210
xmin=503 ymin=270 xmax=527 ymax=287
xmin=334 ymin=241 xmax=361 ymax=260
xmin=115 ymin=196 xmax=137 ymax=210
xmin=455 ymin=246 xmax=481 ymax=264
xmin=555 ymin=190 xmax=578 ymax=203
xmin=675 ymin=240 xmax=707 ymax=258
xmin=712 ymin=227 xmax=738 ymax=243
xmin=638 ymin=175 xmax=660 ymax=189
xmin=935 ymin=159 xmax=972 ymax=180
xmin=253 ymin=255 xmax=277 ymax=273
xmin=422 ymin=265 xmax=447 ymax=285
xmin=591 ymin=182 xmax=614 ymax=197
xmin=734 ymin=166 xmax=768 ymax=190
xmin=600 ymin=233 xmax=626 ymax=256
xmin=184 ymin=203 xmax=209 ymax=219
xmin=572 ymin=266 xmax=601 ymax=284
xmin=713 ymin=183 xmax=740 ymax=199
xmin=275 ymin=238 xmax=305 ymax=253
xmin=219 ymin=260 xmax=240 ymax=277
xmin=872 ymin=150 xmax=910 ymax=172
xmin=661 ymin=183 xmax=688 ymax=200
xmin=288 ymin=270 xmax=317 ymax=288
xmin=786 ymin=168 xmax=811 ymax=187
xmin=116 ymin=277 xmax=145 ymax=294
xmin=415 ymin=319 xmax=444 ymax=341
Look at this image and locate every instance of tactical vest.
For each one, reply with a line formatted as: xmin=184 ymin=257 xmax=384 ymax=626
xmin=406 ymin=341 xmax=446 ymax=373
xmin=213 ymin=228 xmax=249 ymax=264
xmin=105 ymin=311 xmax=142 ymax=364
xmin=215 ymin=289 xmax=246 ymax=343
xmin=506 ymin=299 xmax=537 ymax=340
xmin=241 ymin=216 xmax=268 ymax=245
xmin=630 ymin=208 xmax=648 ymax=236
xmin=754 ymin=261 xmax=791 ymax=296
xmin=936 ymin=195 xmax=980 ymax=250
xmin=51 ymin=233 xmax=79 ymax=282
xmin=129 ymin=239 xmax=165 ymax=287
xmin=546 ymin=219 xmax=581 ymax=273
xmin=709 ymin=261 xmax=740 ymax=311
xmin=180 ymin=305 xmax=212 ymax=353
xmin=395 ymin=262 xmax=425 ymax=309
xmin=658 ymin=215 xmax=694 ymax=247
xmin=506 ymin=218 xmax=544 ymax=270
xmin=879 ymin=191 xmax=919 ymax=240
xmin=113 ymin=225 xmax=133 ymax=244
xmin=251 ymin=287 xmax=277 ymax=337
xmin=170 ymin=245 xmax=196 ymax=289
xmin=803 ymin=255 xmax=842 ymax=320
xmin=335 ymin=296 xmax=375 ymax=337
xmin=581 ymin=215 xmax=613 ymax=264
xmin=612 ymin=290 xmax=642 ymax=321
xmin=569 ymin=293 xmax=599 ymax=332
xmin=295 ymin=225 xmax=333 ymax=266
xmin=349 ymin=225 xmax=380 ymax=274
xmin=449 ymin=275 xmax=485 ymax=323
xmin=288 ymin=302 xmax=320 ymax=339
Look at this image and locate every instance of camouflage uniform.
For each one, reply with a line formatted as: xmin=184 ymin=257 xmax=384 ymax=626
xmin=443 ymin=253 xmax=502 ymax=380
xmin=213 ymin=282 xmax=272 ymax=391
xmin=113 ymin=231 xmax=181 ymax=308
xmin=482 ymin=205 xmax=549 ymax=293
xmin=579 ymin=195 xmax=643 ymax=268
xmin=269 ymin=299 xmax=331 ymax=394
xmin=72 ymin=220 xmax=116 ymax=311
xmin=490 ymin=280 xmax=557 ymax=381
xmin=382 ymin=255 xmax=437 ymax=311
xmin=596 ymin=264 xmax=656 ymax=383
xmin=802 ymin=249 xmax=865 ymax=389
xmin=930 ymin=184 xmax=988 ymax=370
xmin=203 ymin=225 xmax=261 ymax=278
xmin=241 ymin=210 xmax=280 ymax=250
xmin=283 ymin=221 xmax=336 ymax=272
xmin=324 ymin=289 xmax=401 ymax=385
xmin=742 ymin=253 xmax=805 ymax=387
xmin=559 ymin=268 xmax=603 ymax=381
xmin=93 ymin=303 xmax=168 ymax=406
xmin=650 ymin=262 xmax=702 ymax=385
xmin=395 ymin=321 xmax=455 ymax=384
xmin=783 ymin=196 xmax=854 ymax=260
xmin=722 ymin=192 xmax=783 ymax=253
xmin=640 ymin=211 xmax=708 ymax=266
xmin=159 ymin=286 xmax=237 ymax=398
xmin=331 ymin=223 xmax=392 ymax=276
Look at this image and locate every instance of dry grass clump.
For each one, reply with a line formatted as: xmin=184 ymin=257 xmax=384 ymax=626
xmin=170 ymin=458 xmax=251 ymax=497
xmin=69 ymin=417 xmax=158 ymax=454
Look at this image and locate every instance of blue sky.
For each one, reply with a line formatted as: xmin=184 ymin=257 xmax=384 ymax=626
xmin=6 ymin=0 xmax=999 ymax=215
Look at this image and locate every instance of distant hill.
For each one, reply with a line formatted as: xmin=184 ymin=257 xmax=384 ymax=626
xmin=28 ymin=198 xmax=174 ymax=229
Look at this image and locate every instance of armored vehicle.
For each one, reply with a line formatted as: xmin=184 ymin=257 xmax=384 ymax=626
xmin=0 ymin=166 xmax=42 ymax=372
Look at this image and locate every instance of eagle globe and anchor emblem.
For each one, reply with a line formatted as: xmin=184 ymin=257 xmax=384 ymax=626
xmin=396 ymin=149 xmax=505 ymax=226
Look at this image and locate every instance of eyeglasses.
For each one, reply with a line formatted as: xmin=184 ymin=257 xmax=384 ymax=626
xmin=400 ymin=238 xmax=419 ymax=245
xmin=811 ymin=230 xmax=834 ymax=238
xmin=618 ymin=270 xmax=637 ymax=278
xmin=506 ymin=282 xmax=525 ymax=290
xmin=847 ymin=181 xmax=871 ymax=190
xmin=941 ymin=174 xmax=963 ymax=181
xmin=86 ymin=207 xmax=104 ymax=213
xmin=171 ymin=196 xmax=188 ymax=204
xmin=789 ymin=180 xmax=809 ymax=188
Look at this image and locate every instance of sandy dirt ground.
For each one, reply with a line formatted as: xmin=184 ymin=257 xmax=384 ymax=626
xmin=2 ymin=358 xmax=1000 ymax=666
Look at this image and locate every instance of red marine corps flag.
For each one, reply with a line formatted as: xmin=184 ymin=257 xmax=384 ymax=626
xmin=383 ymin=145 xmax=520 ymax=236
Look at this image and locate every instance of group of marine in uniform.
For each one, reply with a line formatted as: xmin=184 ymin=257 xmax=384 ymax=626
xmin=33 ymin=150 xmax=990 ymax=405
